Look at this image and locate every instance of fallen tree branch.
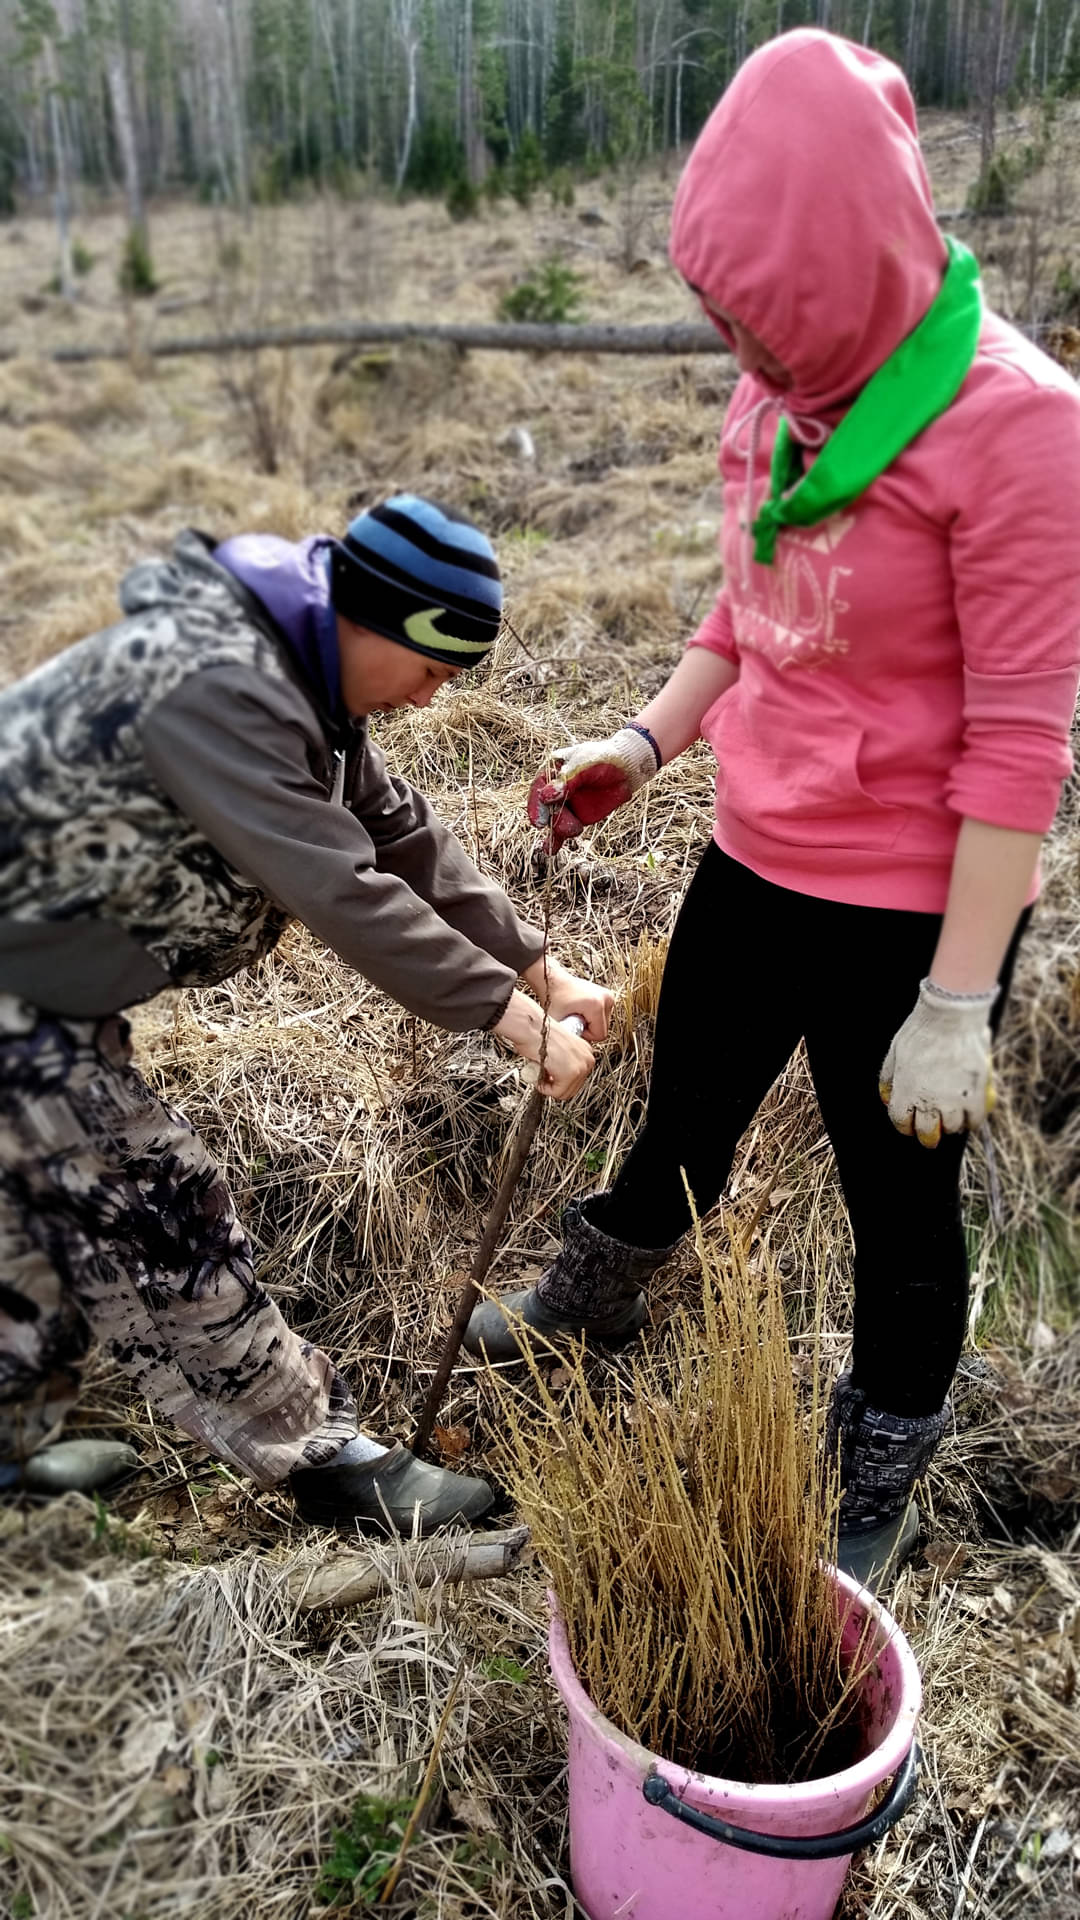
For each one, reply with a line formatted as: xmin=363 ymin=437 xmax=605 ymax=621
xmin=0 ymin=319 xmax=728 ymax=367
xmin=288 ymin=1523 xmax=531 ymax=1612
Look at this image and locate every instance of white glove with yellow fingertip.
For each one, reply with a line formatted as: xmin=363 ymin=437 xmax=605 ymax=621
xmin=879 ymin=978 xmax=998 ymax=1148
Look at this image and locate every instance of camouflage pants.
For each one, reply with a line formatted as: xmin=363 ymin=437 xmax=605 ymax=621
xmin=0 ymin=995 xmax=357 ymax=1488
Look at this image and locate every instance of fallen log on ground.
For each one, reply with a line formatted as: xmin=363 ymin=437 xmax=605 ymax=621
xmin=288 ymin=1523 xmax=531 ymax=1611
xmin=0 ymin=318 xmax=728 ymax=366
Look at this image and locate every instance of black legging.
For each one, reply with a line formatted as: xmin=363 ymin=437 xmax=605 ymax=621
xmin=599 ymin=843 xmax=1028 ymax=1419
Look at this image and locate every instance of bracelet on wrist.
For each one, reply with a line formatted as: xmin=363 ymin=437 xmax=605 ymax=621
xmin=923 ymin=976 xmax=999 ymax=1006
xmin=626 ymin=721 xmax=663 ymax=770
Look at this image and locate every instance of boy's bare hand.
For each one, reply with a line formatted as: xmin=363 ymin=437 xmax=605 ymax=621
xmin=493 ymin=990 xmax=595 ymax=1099
xmin=521 ymin=956 xmax=614 ymax=1042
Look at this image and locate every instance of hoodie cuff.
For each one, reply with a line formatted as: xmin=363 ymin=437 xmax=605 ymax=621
xmin=496 ymin=920 xmax=545 ymax=976
xmin=481 ymin=982 xmax=517 ymax=1033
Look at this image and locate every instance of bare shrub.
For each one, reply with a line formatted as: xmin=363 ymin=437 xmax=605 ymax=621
xmin=217 ymin=348 xmax=296 ymax=476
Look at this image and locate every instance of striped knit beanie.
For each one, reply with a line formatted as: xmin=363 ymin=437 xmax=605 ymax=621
xmin=329 ymin=495 xmax=502 ymax=669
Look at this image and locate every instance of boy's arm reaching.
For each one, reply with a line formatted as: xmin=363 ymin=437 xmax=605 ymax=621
xmin=142 ymin=666 xmax=527 ymax=1033
xmin=347 ymin=731 xmax=544 ymax=976
xmin=350 ymin=739 xmax=613 ymax=1040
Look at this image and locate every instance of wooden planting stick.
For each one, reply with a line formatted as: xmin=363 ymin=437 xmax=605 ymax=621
xmin=412 ymin=1014 xmax=584 ymax=1457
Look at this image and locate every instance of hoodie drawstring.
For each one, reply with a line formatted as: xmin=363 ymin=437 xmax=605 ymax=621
xmin=725 ymin=398 xmax=831 ymax=588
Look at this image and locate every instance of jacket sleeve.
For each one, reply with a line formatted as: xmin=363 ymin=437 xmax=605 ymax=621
xmin=347 ymin=733 xmax=544 ymax=975
xmin=946 ymin=379 xmax=1080 ymax=833
xmin=686 ymin=586 xmax=739 ymax=663
xmin=140 ymin=666 xmax=523 ymax=1032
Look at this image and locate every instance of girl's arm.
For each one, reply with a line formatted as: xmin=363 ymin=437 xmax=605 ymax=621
xmin=929 ymin=818 xmax=1041 ymax=993
xmin=881 ymin=377 xmax=1080 ymax=1146
xmin=634 ymin=646 xmax=741 ymax=764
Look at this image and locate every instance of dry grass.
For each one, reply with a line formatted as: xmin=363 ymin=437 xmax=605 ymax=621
xmin=1 ymin=113 xmax=1079 ymax=1919
xmin=0 ymin=1498 xmax=567 ymax=1920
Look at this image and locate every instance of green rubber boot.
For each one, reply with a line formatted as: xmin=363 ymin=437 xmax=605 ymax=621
xmin=0 ymin=1440 xmax=139 ymax=1497
xmin=290 ymin=1441 xmax=493 ymax=1533
xmin=835 ymin=1503 xmax=921 ymax=1592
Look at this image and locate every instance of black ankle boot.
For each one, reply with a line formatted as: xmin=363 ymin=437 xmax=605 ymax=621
xmin=828 ymin=1372 xmax=949 ymax=1592
xmin=463 ymin=1193 xmax=675 ymax=1363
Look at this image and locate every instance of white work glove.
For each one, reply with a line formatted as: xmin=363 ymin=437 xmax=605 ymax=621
xmin=879 ymin=978 xmax=998 ymax=1148
xmin=527 ymin=726 xmax=661 ymax=848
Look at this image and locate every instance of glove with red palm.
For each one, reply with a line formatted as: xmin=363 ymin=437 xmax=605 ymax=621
xmin=527 ymin=726 xmax=661 ymax=848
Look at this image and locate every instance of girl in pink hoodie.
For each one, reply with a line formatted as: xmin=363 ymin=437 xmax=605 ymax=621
xmin=467 ymin=30 xmax=1080 ymax=1589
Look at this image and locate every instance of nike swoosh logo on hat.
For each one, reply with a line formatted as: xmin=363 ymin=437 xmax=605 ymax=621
xmin=403 ymin=607 xmax=491 ymax=655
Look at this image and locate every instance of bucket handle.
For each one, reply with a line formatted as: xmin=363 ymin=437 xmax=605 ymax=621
xmin=642 ymin=1741 xmax=919 ymax=1861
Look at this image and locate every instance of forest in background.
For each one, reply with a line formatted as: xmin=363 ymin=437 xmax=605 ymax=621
xmin=1 ymin=0 xmax=1078 ymax=257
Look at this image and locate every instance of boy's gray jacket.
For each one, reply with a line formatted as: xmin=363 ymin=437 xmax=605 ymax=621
xmin=0 ymin=530 xmax=543 ymax=1028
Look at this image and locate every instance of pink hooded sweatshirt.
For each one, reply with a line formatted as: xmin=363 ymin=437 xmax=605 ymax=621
xmin=670 ymin=30 xmax=1080 ymax=912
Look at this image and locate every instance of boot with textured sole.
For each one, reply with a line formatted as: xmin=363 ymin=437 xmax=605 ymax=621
xmin=290 ymin=1441 xmax=493 ymax=1533
xmin=828 ymin=1372 xmax=949 ymax=1593
xmin=464 ymin=1192 xmax=675 ymax=1364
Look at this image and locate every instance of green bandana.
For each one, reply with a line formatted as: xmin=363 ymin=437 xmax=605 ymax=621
xmin=751 ymin=236 xmax=983 ymax=566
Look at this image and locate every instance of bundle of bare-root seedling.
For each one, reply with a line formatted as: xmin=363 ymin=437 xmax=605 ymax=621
xmin=492 ymin=1213 xmax=872 ymax=1789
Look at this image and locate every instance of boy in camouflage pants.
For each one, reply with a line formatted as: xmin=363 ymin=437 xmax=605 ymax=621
xmin=0 ymin=1003 xmax=358 ymax=1489
xmin=0 ymin=498 xmax=609 ymax=1530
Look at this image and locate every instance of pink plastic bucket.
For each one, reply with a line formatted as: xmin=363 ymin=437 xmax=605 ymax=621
xmin=548 ymin=1569 xmax=921 ymax=1920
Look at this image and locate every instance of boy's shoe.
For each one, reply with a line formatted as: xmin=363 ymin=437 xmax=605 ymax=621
xmin=464 ymin=1192 xmax=673 ymax=1364
xmin=290 ymin=1441 xmax=493 ymax=1533
xmin=0 ymin=1439 xmax=139 ymax=1496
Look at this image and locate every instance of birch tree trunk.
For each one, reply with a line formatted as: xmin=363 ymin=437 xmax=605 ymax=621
xmin=394 ymin=0 xmax=420 ymax=190
xmin=205 ymin=60 xmax=233 ymax=202
xmin=44 ymin=43 xmax=74 ymax=301
xmin=1059 ymin=0 xmax=1078 ymax=82
xmin=660 ymin=0 xmax=674 ymax=163
xmin=461 ymin=0 xmax=480 ymax=183
xmin=344 ymin=0 xmax=357 ymax=166
xmin=218 ymin=0 xmax=250 ymax=218
xmin=1029 ymin=0 xmax=1044 ymax=88
xmin=315 ymin=0 xmax=348 ymax=165
xmin=361 ymin=0 xmax=377 ymax=175
xmin=114 ymin=0 xmax=147 ymax=239
xmin=107 ymin=0 xmax=149 ymax=257
xmin=978 ymin=0 xmax=1007 ymax=187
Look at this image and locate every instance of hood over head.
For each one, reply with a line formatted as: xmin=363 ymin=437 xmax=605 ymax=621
xmin=213 ymin=531 xmax=342 ymax=720
xmin=670 ymin=30 xmax=948 ymax=414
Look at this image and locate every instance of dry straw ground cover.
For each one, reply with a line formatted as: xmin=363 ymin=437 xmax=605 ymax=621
xmin=1 ymin=111 xmax=1079 ymax=1920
